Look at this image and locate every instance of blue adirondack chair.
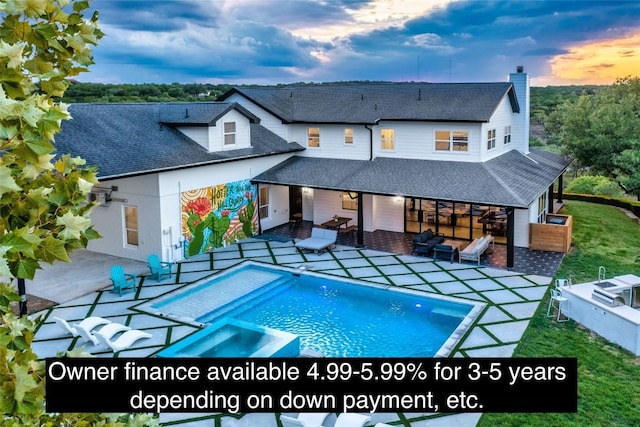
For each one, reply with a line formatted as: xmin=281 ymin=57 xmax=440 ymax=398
xmin=147 ymin=254 xmax=173 ymax=281
xmin=109 ymin=265 xmax=138 ymax=296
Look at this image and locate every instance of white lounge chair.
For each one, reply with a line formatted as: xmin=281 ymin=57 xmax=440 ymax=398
xmin=75 ymin=322 xmax=131 ymax=346
xmin=334 ymin=413 xmax=371 ymax=427
xmin=95 ymin=328 xmax=152 ymax=353
xmin=295 ymin=228 xmax=338 ymax=254
xmin=53 ymin=316 xmax=111 ymax=341
xmin=280 ymin=413 xmax=330 ymax=427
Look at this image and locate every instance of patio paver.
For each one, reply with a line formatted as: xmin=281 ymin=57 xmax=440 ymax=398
xmin=30 ymin=238 xmax=557 ymax=427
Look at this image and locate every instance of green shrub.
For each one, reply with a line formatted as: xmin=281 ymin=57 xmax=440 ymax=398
xmin=565 ymin=175 xmax=624 ymax=197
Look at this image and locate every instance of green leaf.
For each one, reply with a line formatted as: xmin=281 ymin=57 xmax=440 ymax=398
xmin=55 ymin=211 xmax=91 ymax=240
xmin=15 ymin=258 xmax=40 ymax=280
xmin=0 ymin=39 xmax=25 ymax=69
xmin=0 ymin=246 xmax=13 ymax=279
xmin=0 ymin=166 xmax=21 ymax=197
xmin=37 ymin=235 xmax=71 ymax=264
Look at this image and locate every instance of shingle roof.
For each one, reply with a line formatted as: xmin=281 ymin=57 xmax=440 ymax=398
xmin=218 ymin=82 xmax=518 ymax=123
xmin=158 ymin=102 xmax=260 ymax=125
xmin=55 ymin=103 xmax=303 ymax=180
xmin=251 ymin=149 xmax=571 ymax=208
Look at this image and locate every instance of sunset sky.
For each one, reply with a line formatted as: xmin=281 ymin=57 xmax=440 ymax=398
xmin=84 ymin=0 xmax=640 ymax=86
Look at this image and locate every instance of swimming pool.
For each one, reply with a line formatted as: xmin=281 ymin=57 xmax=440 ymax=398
xmin=143 ymin=261 xmax=484 ymax=357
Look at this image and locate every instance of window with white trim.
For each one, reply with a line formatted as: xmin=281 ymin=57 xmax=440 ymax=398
xmin=487 ymin=128 xmax=496 ymax=150
xmin=124 ymin=206 xmax=139 ymax=247
xmin=537 ymin=192 xmax=547 ymax=223
xmin=344 ymin=128 xmax=353 ymax=145
xmin=380 ymin=128 xmax=395 ymax=150
xmin=259 ymin=186 xmax=270 ymax=219
xmin=504 ymin=125 xmax=511 ymax=144
xmin=435 ymin=130 xmax=468 ymax=151
xmin=223 ymin=122 xmax=236 ymax=145
xmin=307 ymin=127 xmax=320 ymax=148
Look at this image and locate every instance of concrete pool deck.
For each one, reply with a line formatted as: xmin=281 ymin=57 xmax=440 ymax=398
xmin=29 ymin=238 xmax=556 ymax=427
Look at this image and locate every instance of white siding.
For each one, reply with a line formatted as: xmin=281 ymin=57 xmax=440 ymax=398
xmin=480 ymin=96 xmax=518 ymax=161
xmin=87 ymin=174 xmax=161 ymax=262
xmin=372 ymin=195 xmax=404 ymax=232
xmin=289 ymin=124 xmax=371 ymax=160
xmin=87 ymin=153 xmax=295 ymax=262
xmin=209 ymin=109 xmax=252 ymax=151
xmin=224 ymin=93 xmax=289 ymax=140
xmin=259 ymin=184 xmax=290 ymax=231
xmin=311 ymin=190 xmax=358 ymax=226
xmin=175 ymin=126 xmax=208 ymax=149
xmin=513 ymin=208 xmax=530 ymax=248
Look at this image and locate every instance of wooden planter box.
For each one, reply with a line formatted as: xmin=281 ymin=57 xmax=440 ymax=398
xmin=529 ymin=214 xmax=572 ymax=253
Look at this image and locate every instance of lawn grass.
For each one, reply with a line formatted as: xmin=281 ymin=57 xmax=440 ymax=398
xmin=478 ymin=201 xmax=640 ymax=427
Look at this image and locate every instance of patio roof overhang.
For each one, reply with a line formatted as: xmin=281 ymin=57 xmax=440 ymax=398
xmin=251 ymin=149 xmax=572 ymax=209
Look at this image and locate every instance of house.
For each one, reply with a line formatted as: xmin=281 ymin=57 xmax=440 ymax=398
xmin=55 ymin=67 xmax=570 ymax=267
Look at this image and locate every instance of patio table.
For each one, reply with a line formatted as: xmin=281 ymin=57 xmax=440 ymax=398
xmin=321 ymin=216 xmax=351 ymax=230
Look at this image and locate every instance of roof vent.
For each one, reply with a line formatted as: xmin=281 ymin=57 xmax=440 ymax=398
xmin=516 ymin=65 xmax=524 ymax=73
xmin=185 ymin=108 xmax=189 ymax=118
xmin=417 ymin=88 xmax=422 ymax=100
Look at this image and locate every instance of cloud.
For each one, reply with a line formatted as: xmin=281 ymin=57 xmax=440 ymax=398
xmin=83 ymin=1 xmax=640 ymax=85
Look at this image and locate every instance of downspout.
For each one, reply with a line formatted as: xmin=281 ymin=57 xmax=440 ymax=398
xmin=365 ymin=125 xmax=373 ymax=161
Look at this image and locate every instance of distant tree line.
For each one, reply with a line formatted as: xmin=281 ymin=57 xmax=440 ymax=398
xmin=62 ymin=81 xmax=606 ymax=109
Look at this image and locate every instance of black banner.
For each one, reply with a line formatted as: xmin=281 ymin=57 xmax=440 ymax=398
xmin=46 ymin=357 xmax=577 ymax=413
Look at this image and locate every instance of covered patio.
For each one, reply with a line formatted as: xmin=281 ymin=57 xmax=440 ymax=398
xmin=252 ymin=152 xmax=571 ymax=269
xmin=263 ymin=220 xmax=564 ymax=277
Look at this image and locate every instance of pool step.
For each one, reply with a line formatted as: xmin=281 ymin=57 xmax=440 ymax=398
xmin=430 ymin=307 xmax=466 ymax=323
xmin=197 ymin=275 xmax=293 ymax=323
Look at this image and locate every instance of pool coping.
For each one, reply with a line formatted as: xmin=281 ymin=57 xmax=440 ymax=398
xmin=137 ymin=259 xmax=485 ymax=358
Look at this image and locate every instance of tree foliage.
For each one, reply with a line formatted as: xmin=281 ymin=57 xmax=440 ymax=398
xmin=0 ymin=1 xmax=157 ymax=424
xmin=547 ymin=76 xmax=640 ymax=199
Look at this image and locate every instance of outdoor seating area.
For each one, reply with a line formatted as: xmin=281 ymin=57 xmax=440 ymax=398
xmin=109 ymin=264 xmax=138 ymax=296
xmin=411 ymin=229 xmax=445 ymax=257
xmin=459 ymin=235 xmax=494 ymax=265
xmin=295 ymin=227 xmax=338 ymax=254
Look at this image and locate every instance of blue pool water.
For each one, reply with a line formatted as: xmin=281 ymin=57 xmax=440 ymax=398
xmin=149 ymin=262 xmax=478 ymax=357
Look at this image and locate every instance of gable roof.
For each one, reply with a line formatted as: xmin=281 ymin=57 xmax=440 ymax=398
xmin=218 ymin=82 xmax=519 ymax=124
xmin=55 ymin=103 xmax=303 ymax=180
xmin=158 ymin=102 xmax=260 ymax=125
xmin=251 ymin=149 xmax=570 ymax=208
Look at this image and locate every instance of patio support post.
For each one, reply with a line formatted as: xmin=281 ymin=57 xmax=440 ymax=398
xmin=557 ymin=174 xmax=564 ymax=203
xmin=547 ymin=184 xmax=554 ymax=214
xmin=506 ymin=208 xmax=515 ymax=268
xmin=356 ymin=192 xmax=364 ymax=247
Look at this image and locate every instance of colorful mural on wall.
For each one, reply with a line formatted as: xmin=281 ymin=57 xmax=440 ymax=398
xmin=181 ymin=179 xmax=258 ymax=258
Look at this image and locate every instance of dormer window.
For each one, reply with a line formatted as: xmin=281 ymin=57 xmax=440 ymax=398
xmin=224 ymin=122 xmax=236 ymax=145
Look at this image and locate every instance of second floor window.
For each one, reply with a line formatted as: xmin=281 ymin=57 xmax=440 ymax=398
xmin=381 ymin=128 xmax=395 ymax=150
xmin=504 ymin=125 xmax=511 ymax=144
xmin=344 ymin=128 xmax=353 ymax=145
xmin=487 ymin=129 xmax=496 ymax=150
xmin=307 ymin=127 xmax=320 ymax=148
xmin=435 ymin=130 xmax=468 ymax=152
xmin=224 ymin=122 xmax=236 ymax=145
